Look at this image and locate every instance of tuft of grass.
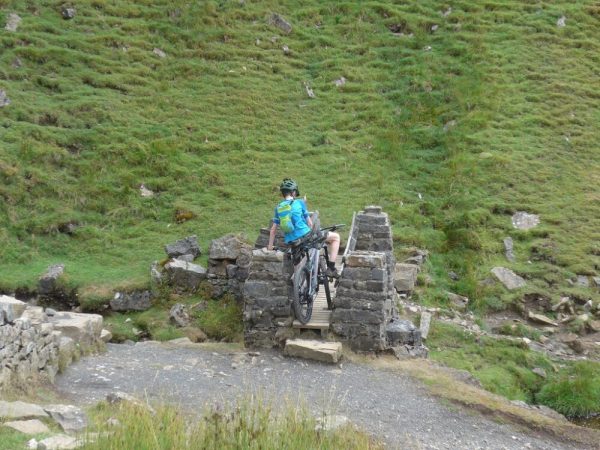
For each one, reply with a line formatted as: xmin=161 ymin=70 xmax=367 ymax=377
xmin=536 ymin=361 xmax=600 ymax=418
xmin=83 ymin=396 xmax=382 ymax=450
xmin=195 ymin=295 xmax=243 ymax=342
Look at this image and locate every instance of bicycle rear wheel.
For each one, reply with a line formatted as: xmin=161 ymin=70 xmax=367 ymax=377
xmin=292 ymin=265 xmax=314 ymax=324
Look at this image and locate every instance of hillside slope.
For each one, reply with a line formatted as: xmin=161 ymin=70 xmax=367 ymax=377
xmin=0 ymin=0 xmax=598 ymax=310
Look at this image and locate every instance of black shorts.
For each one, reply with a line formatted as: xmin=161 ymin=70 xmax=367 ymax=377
xmin=286 ymin=229 xmax=327 ymax=247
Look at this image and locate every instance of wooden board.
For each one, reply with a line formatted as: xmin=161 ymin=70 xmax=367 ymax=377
xmin=292 ymin=279 xmax=335 ymax=330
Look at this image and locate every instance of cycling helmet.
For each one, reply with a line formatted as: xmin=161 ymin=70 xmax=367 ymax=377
xmin=280 ymin=178 xmax=300 ymax=196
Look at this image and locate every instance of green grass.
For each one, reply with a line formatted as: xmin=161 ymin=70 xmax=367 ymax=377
xmin=83 ymin=396 xmax=382 ymax=450
xmin=196 ymin=295 xmax=243 ymax=342
xmin=0 ymin=0 xmax=597 ymax=313
xmin=428 ymin=321 xmax=600 ymax=417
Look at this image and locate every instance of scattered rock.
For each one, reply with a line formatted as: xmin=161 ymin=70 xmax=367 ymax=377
xmin=269 ymin=13 xmax=292 ymax=34
xmin=38 ymin=264 xmax=66 ymax=295
xmin=551 ymin=297 xmax=571 ymax=312
xmin=527 ymin=311 xmax=558 ymax=327
xmin=0 ymin=295 xmax=27 ymax=322
xmin=282 ymin=45 xmax=290 ymax=55
xmin=443 ymin=120 xmax=457 ymax=132
xmin=304 ymin=82 xmax=315 ymax=98
xmin=5 ymin=13 xmax=21 ymax=32
xmin=315 ymin=414 xmax=348 ymax=432
xmin=511 ymin=212 xmax=539 ymax=230
xmin=576 ymin=275 xmax=589 ymax=287
xmin=491 ymin=267 xmax=526 ymax=290
xmin=106 ymin=392 xmax=154 ymax=414
xmin=153 ymin=48 xmax=166 ymax=58
xmin=503 ymin=237 xmax=515 ymax=262
xmin=37 ymin=434 xmax=78 ymax=450
xmin=592 ymin=277 xmax=600 ymax=289
xmin=588 ymin=320 xmax=600 ymax=332
xmin=447 ymin=292 xmax=469 ymax=310
xmin=0 ymin=401 xmax=49 ymax=420
xmin=430 ymin=24 xmax=439 ymax=32
xmin=3 ymin=419 xmax=49 ymax=435
xmin=419 ymin=312 xmax=432 ymax=340
xmin=423 ymin=45 xmax=432 ymax=51
xmin=0 ymin=89 xmax=10 ymax=107
xmin=448 ymin=271 xmax=459 ymax=281
xmin=394 ymin=263 xmax=419 ymax=292
xmin=441 ymin=7 xmax=452 ymax=17
xmin=284 ymin=339 xmax=342 ymax=364
xmin=100 ymin=329 xmax=112 ymax=342
xmin=11 ymin=57 xmax=23 ymax=68
xmin=169 ymin=303 xmax=190 ymax=327
xmin=43 ymin=405 xmax=87 ymax=433
xmin=532 ymin=367 xmax=547 ymax=378
xmin=139 ymin=184 xmax=154 ymax=197
xmin=209 ymin=234 xmax=245 ymax=260
xmin=165 ymin=236 xmax=201 ymax=259
xmin=557 ymin=15 xmax=566 ymax=27
xmin=110 ymin=291 xmax=153 ymax=312
xmin=61 ymin=7 xmax=76 ymax=20
xmin=561 ymin=333 xmax=584 ymax=354
xmin=334 ymin=77 xmax=346 ymax=87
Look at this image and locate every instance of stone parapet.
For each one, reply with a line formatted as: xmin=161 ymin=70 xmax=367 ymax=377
xmin=243 ymin=249 xmax=290 ymax=348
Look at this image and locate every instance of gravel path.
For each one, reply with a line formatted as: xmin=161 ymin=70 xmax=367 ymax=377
xmin=55 ymin=342 xmax=588 ymax=450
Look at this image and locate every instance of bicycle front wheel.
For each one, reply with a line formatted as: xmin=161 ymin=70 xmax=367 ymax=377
xmin=292 ymin=265 xmax=314 ymax=324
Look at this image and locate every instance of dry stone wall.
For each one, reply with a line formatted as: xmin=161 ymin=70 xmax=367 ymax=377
xmin=0 ymin=295 xmax=104 ymax=391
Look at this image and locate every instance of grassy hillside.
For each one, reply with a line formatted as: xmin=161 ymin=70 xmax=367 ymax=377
xmin=0 ymin=0 xmax=598 ymax=310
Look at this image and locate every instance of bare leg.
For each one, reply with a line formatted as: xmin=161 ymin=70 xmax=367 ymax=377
xmin=326 ymin=232 xmax=340 ymax=263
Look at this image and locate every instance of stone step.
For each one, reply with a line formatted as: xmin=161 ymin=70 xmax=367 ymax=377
xmin=283 ymin=339 xmax=342 ymax=364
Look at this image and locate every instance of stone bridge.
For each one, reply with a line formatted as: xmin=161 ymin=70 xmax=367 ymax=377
xmin=243 ymin=206 xmax=424 ymax=355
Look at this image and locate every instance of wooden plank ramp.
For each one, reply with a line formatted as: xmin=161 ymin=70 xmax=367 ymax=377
xmin=292 ymin=256 xmax=341 ymax=331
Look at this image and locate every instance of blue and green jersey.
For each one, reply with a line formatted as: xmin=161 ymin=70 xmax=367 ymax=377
xmin=273 ymin=199 xmax=311 ymax=243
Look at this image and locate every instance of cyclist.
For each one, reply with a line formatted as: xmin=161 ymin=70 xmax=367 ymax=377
xmin=267 ymin=178 xmax=341 ymax=278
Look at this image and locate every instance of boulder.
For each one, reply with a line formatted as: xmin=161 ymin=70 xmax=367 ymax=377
xmin=164 ymin=236 xmax=201 ymax=259
xmin=511 ymin=211 xmax=539 ymax=230
xmin=394 ymin=264 xmax=419 ymax=292
xmin=0 ymin=401 xmax=48 ymax=420
xmin=100 ymin=329 xmax=112 ymax=343
xmin=491 ymin=267 xmax=526 ymax=290
xmin=576 ymin=275 xmax=589 ymax=287
xmin=110 ymin=291 xmax=152 ymax=312
xmin=21 ymin=306 xmax=47 ymax=326
xmin=61 ymin=7 xmax=76 ymax=19
xmin=38 ymin=264 xmax=66 ymax=295
xmin=527 ymin=311 xmax=558 ymax=327
xmin=37 ymin=434 xmax=78 ymax=450
xmin=269 ymin=13 xmax=292 ymax=34
xmin=49 ymin=312 xmax=103 ymax=347
xmin=447 ymin=292 xmax=469 ymax=310
xmin=0 ymin=89 xmax=10 ymax=107
xmin=169 ymin=303 xmax=190 ymax=328
xmin=284 ymin=339 xmax=342 ymax=364
xmin=503 ymin=237 xmax=515 ymax=262
xmin=3 ymin=419 xmax=49 ymax=435
xmin=164 ymin=260 xmax=207 ymax=290
xmin=4 ymin=13 xmax=21 ymax=32
xmin=209 ymin=234 xmax=247 ymax=260
xmin=419 ymin=312 xmax=432 ymax=340
xmin=346 ymin=252 xmax=385 ymax=268
xmin=0 ymin=295 xmax=26 ymax=322
xmin=153 ymin=47 xmax=167 ymax=58
xmin=43 ymin=405 xmax=87 ymax=433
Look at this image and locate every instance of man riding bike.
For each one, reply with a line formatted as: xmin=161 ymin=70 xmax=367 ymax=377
xmin=267 ymin=178 xmax=341 ymax=278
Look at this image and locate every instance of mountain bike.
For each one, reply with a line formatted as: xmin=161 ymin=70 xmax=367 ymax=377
xmin=286 ymin=224 xmax=344 ymax=324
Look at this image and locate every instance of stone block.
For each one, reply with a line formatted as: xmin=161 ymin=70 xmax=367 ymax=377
xmin=38 ymin=264 xmax=66 ymax=295
xmin=21 ymin=306 xmax=46 ymax=326
xmin=335 ymin=286 xmax=387 ymax=301
xmin=164 ymin=235 xmax=201 ymax=259
xmin=164 ymin=260 xmax=207 ymax=290
xmin=210 ymin=234 xmax=247 ymax=260
xmin=0 ymin=401 xmax=49 ymax=420
xmin=333 ymin=297 xmax=386 ymax=311
xmin=394 ymin=264 xmax=419 ymax=292
xmin=3 ymin=419 xmax=49 ymax=435
xmin=341 ymin=267 xmax=372 ymax=281
xmin=0 ymin=296 xmax=26 ymax=322
xmin=331 ymin=309 xmax=384 ymax=325
xmin=366 ymin=280 xmax=385 ymax=292
xmin=50 ymin=312 xmax=103 ymax=346
xmin=491 ymin=267 xmax=526 ymax=290
xmin=110 ymin=291 xmax=153 ymax=312
xmin=43 ymin=404 xmax=88 ymax=433
xmin=362 ymin=205 xmax=383 ymax=214
xmin=284 ymin=339 xmax=342 ymax=363
xmin=419 ymin=312 xmax=432 ymax=340
xmin=345 ymin=252 xmax=385 ymax=268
